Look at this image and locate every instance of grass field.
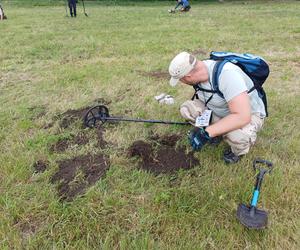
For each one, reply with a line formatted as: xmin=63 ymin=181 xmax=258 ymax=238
xmin=0 ymin=0 xmax=299 ymax=249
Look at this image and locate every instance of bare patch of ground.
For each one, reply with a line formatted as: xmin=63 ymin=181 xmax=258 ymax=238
xmin=51 ymin=154 xmax=110 ymax=201
xmin=191 ymin=48 xmax=207 ymax=56
xmin=14 ymin=215 xmax=41 ymax=240
xmin=137 ymin=70 xmax=169 ymax=80
xmin=51 ymin=98 xmax=111 ymax=129
xmin=128 ymin=134 xmax=199 ymax=175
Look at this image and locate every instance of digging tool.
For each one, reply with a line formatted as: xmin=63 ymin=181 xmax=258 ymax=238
xmin=83 ymin=105 xmax=191 ymax=128
xmin=81 ymin=0 xmax=88 ymax=17
xmin=237 ymin=159 xmax=273 ymax=229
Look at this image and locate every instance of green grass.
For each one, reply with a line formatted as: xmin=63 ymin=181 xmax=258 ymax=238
xmin=1 ymin=0 xmax=300 ymax=249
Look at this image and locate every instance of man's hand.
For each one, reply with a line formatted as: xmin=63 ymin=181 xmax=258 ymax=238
xmin=189 ymin=127 xmax=211 ymax=151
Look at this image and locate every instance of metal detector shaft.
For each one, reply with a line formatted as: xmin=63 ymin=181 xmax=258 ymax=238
xmin=81 ymin=0 xmax=88 ymax=16
xmin=97 ymin=116 xmax=190 ymax=125
xmin=83 ymin=105 xmax=191 ymax=128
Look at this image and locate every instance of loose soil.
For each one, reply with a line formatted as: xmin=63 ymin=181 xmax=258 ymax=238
xmin=33 ymin=160 xmax=49 ymax=173
xmin=128 ymin=135 xmax=199 ymax=175
xmin=58 ymin=98 xmax=111 ymax=129
xmin=49 ymin=133 xmax=89 ymax=153
xmin=51 ymin=154 xmax=110 ymax=201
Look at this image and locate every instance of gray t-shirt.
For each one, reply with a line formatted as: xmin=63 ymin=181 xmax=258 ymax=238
xmin=196 ymin=60 xmax=266 ymax=118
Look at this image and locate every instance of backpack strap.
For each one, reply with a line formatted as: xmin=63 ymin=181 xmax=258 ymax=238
xmin=211 ymin=60 xmax=229 ymax=99
xmin=191 ymin=82 xmax=216 ymax=101
xmin=191 ymin=60 xmax=227 ymax=103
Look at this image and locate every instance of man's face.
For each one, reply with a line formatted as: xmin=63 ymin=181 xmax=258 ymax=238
xmin=180 ymin=68 xmax=199 ymax=86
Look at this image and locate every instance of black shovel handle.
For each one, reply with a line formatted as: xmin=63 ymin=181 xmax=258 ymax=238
xmin=253 ymin=159 xmax=273 ymax=174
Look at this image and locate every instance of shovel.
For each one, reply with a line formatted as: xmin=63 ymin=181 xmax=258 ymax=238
xmin=237 ymin=159 xmax=273 ymax=229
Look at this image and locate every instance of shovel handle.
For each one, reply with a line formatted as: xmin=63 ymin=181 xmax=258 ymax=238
xmin=250 ymin=159 xmax=273 ymax=208
xmin=253 ymin=159 xmax=273 ymax=173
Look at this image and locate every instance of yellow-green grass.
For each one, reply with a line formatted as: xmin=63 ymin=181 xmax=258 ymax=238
xmin=0 ymin=1 xmax=299 ymax=249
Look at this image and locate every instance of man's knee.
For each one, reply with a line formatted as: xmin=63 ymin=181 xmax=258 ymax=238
xmin=224 ymin=130 xmax=253 ymax=155
xmin=180 ymin=100 xmax=205 ymax=122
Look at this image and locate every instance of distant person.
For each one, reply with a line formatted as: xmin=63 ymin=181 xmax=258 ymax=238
xmin=0 ymin=4 xmax=7 ymax=20
xmin=68 ymin=0 xmax=77 ymax=17
xmin=175 ymin=0 xmax=191 ymax=12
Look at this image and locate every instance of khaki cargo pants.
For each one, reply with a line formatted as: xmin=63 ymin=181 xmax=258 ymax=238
xmin=180 ymin=100 xmax=264 ymax=156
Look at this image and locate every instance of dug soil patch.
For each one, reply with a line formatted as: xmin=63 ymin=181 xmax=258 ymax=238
xmin=51 ymin=154 xmax=110 ymax=201
xmin=128 ymin=134 xmax=199 ymax=174
xmin=58 ymin=99 xmax=111 ymax=129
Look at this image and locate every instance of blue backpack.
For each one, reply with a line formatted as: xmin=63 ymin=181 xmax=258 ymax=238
xmin=193 ymin=51 xmax=270 ymax=116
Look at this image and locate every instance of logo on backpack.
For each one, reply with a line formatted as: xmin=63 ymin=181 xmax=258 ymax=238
xmin=193 ymin=51 xmax=270 ymax=116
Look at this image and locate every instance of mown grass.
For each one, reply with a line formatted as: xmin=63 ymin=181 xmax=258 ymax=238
xmin=0 ymin=0 xmax=299 ymax=249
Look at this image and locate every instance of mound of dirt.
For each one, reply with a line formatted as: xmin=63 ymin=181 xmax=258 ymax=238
xmin=128 ymin=136 xmax=199 ymax=175
xmin=33 ymin=160 xmax=49 ymax=173
xmin=51 ymin=154 xmax=110 ymax=201
xmin=50 ymin=133 xmax=89 ymax=153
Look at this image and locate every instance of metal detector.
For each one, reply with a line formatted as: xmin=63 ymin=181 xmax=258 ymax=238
xmin=83 ymin=105 xmax=191 ymax=128
xmin=81 ymin=0 xmax=88 ymax=17
xmin=237 ymin=159 xmax=273 ymax=229
xmin=64 ymin=0 xmax=69 ymax=17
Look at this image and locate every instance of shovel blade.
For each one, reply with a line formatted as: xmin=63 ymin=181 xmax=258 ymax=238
xmin=237 ymin=204 xmax=268 ymax=229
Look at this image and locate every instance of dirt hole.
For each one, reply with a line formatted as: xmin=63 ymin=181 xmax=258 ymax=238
xmin=128 ymin=134 xmax=199 ymax=175
xmin=51 ymin=154 xmax=110 ymax=201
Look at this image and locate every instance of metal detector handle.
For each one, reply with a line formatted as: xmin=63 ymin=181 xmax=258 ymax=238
xmin=250 ymin=159 xmax=273 ymax=208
